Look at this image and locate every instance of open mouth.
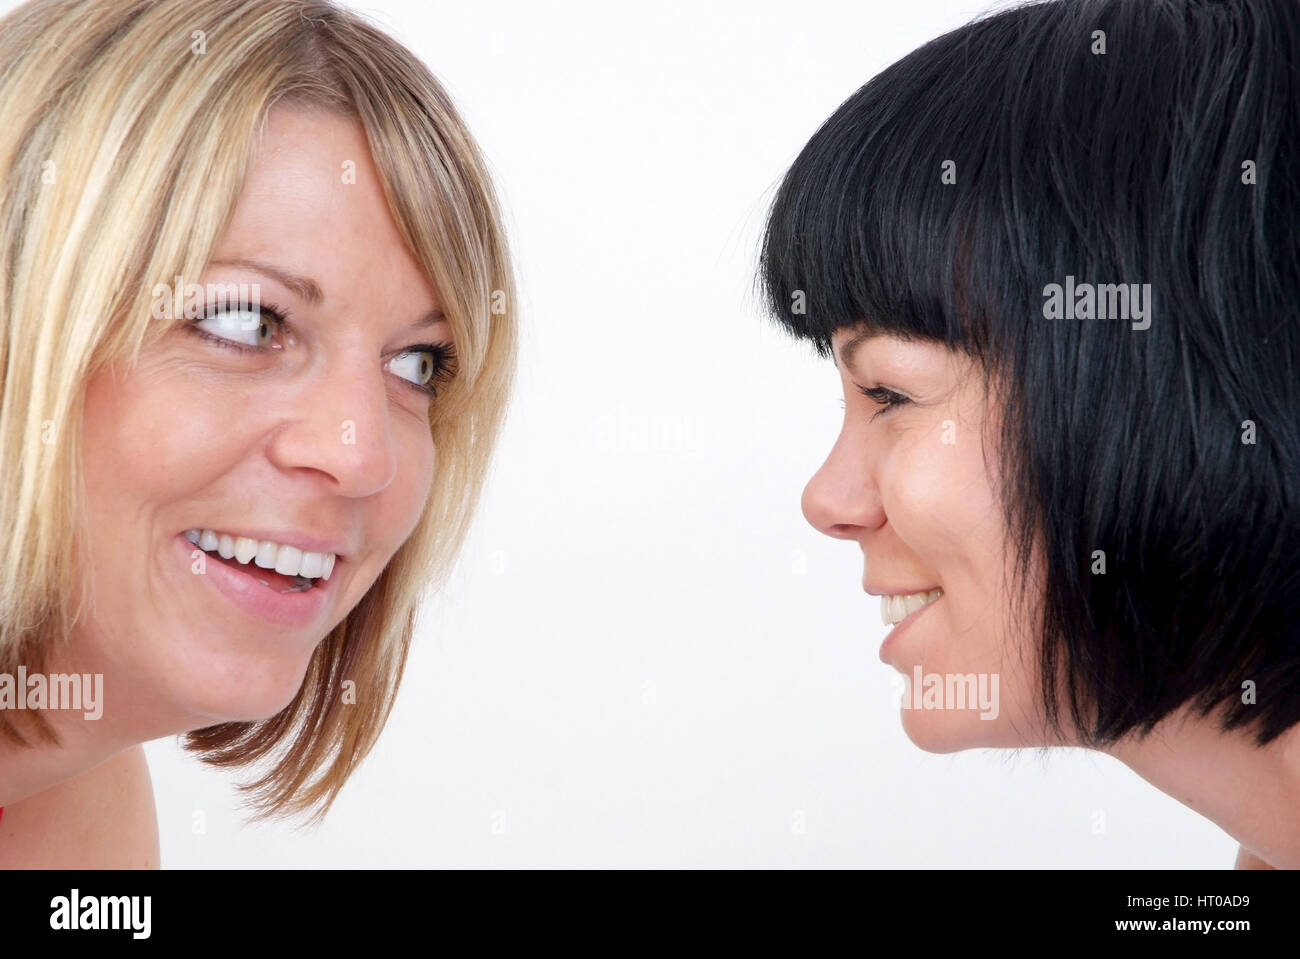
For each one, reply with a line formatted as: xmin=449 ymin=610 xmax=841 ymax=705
xmin=184 ymin=529 xmax=331 ymax=593
xmin=176 ymin=530 xmax=336 ymax=629
xmin=210 ymin=553 xmax=315 ymax=593
xmin=881 ymin=588 xmax=943 ymax=626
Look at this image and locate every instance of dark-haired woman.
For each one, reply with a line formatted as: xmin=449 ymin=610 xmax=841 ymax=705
xmin=760 ymin=0 xmax=1299 ymax=867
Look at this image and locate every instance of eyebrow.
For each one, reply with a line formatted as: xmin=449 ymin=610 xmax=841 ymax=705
xmin=836 ymin=328 xmax=873 ymax=370
xmin=208 ymin=257 xmax=445 ymax=327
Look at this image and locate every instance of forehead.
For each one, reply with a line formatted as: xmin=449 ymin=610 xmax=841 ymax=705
xmin=831 ymin=326 xmax=918 ymax=372
xmin=831 ymin=327 xmax=967 ymax=383
xmin=234 ymin=109 xmax=378 ymax=233
xmin=215 ymin=107 xmax=440 ymax=318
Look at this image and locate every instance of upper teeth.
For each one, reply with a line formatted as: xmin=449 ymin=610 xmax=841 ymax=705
xmin=185 ymin=528 xmax=336 ymax=580
xmin=881 ymin=588 xmax=942 ymax=626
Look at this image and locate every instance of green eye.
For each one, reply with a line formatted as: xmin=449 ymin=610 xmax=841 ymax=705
xmin=388 ymin=344 xmax=456 ymax=397
xmin=195 ymin=305 xmax=275 ymax=348
xmin=390 ymin=350 xmax=434 ymax=386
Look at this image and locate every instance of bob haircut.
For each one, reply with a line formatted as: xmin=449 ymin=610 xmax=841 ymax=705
xmin=760 ymin=0 xmax=1299 ymax=747
xmin=0 ymin=0 xmax=517 ymax=821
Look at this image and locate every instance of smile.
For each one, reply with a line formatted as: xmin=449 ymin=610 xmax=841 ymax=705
xmin=185 ymin=528 xmax=336 ymax=591
xmin=881 ymin=588 xmax=943 ymax=626
xmin=175 ymin=532 xmax=336 ymax=628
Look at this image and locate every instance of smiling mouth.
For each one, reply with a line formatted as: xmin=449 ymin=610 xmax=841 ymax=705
xmin=881 ymin=588 xmax=943 ymax=626
xmin=212 ymin=552 xmax=316 ymax=593
xmin=184 ymin=529 xmax=325 ymax=593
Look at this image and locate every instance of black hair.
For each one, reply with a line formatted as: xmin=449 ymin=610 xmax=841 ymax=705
xmin=760 ymin=0 xmax=1300 ymax=746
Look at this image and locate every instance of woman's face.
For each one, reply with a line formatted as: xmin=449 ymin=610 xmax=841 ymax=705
xmin=75 ymin=106 xmax=447 ymax=729
xmin=802 ymin=328 xmax=1047 ymax=751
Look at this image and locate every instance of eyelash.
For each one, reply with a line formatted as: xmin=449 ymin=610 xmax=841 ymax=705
xmin=186 ymin=300 xmax=458 ymax=399
xmin=846 ymin=385 xmax=911 ymax=421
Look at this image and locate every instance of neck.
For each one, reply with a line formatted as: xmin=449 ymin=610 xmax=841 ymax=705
xmin=1101 ymin=705 xmax=1300 ymax=868
xmin=0 ymin=639 xmax=181 ymax=807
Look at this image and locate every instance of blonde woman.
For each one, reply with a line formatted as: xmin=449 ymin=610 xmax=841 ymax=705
xmin=0 ymin=0 xmax=516 ymax=866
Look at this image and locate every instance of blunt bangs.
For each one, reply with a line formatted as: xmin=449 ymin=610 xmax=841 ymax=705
xmin=758 ymin=9 xmax=1014 ymax=358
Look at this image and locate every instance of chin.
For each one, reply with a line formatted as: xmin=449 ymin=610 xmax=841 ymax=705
xmin=898 ymin=707 xmax=1015 ymax=752
xmin=183 ymin=680 xmax=307 ymax=725
xmin=166 ymin=641 xmax=316 ymax=726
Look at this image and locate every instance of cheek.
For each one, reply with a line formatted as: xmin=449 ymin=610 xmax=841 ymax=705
xmin=883 ymin=421 xmax=1045 ymax=746
xmin=882 ymin=424 xmax=1009 ymax=664
xmin=83 ymin=367 xmax=245 ymax=509
xmin=879 ymin=423 xmax=998 ymax=565
xmin=389 ymin=422 xmax=437 ymax=540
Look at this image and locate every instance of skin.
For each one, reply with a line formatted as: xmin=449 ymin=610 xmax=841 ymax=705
xmin=0 ymin=105 xmax=447 ymax=867
xmin=801 ymin=329 xmax=1049 ymax=752
xmin=803 ymin=325 xmax=1300 ymax=868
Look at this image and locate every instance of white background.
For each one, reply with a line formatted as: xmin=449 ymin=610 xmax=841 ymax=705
xmin=16 ymin=0 xmax=1238 ymax=866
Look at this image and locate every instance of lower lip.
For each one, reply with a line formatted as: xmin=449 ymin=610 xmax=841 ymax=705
xmin=879 ymin=596 xmax=940 ymax=663
xmin=174 ymin=532 xmax=335 ymax=628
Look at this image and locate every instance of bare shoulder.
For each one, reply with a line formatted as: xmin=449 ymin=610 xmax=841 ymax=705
xmin=0 ymin=744 xmax=160 ymax=869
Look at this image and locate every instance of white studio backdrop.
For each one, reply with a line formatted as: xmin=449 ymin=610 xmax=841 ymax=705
xmin=6 ymin=0 xmax=1236 ymax=867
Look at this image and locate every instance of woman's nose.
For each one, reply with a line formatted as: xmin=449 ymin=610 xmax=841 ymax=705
xmin=801 ymin=431 xmax=884 ymax=540
xmin=265 ymin=359 xmax=400 ymax=499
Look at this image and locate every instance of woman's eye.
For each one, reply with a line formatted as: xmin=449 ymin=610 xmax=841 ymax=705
xmin=388 ymin=343 xmax=457 ymax=397
xmin=388 ymin=350 xmax=435 ymax=388
xmin=192 ymin=304 xmax=277 ymax=349
xmin=857 ymin=384 xmax=911 ymax=420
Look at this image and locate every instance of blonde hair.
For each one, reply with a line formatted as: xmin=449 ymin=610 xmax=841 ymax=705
xmin=0 ymin=0 xmax=517 ymax=822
